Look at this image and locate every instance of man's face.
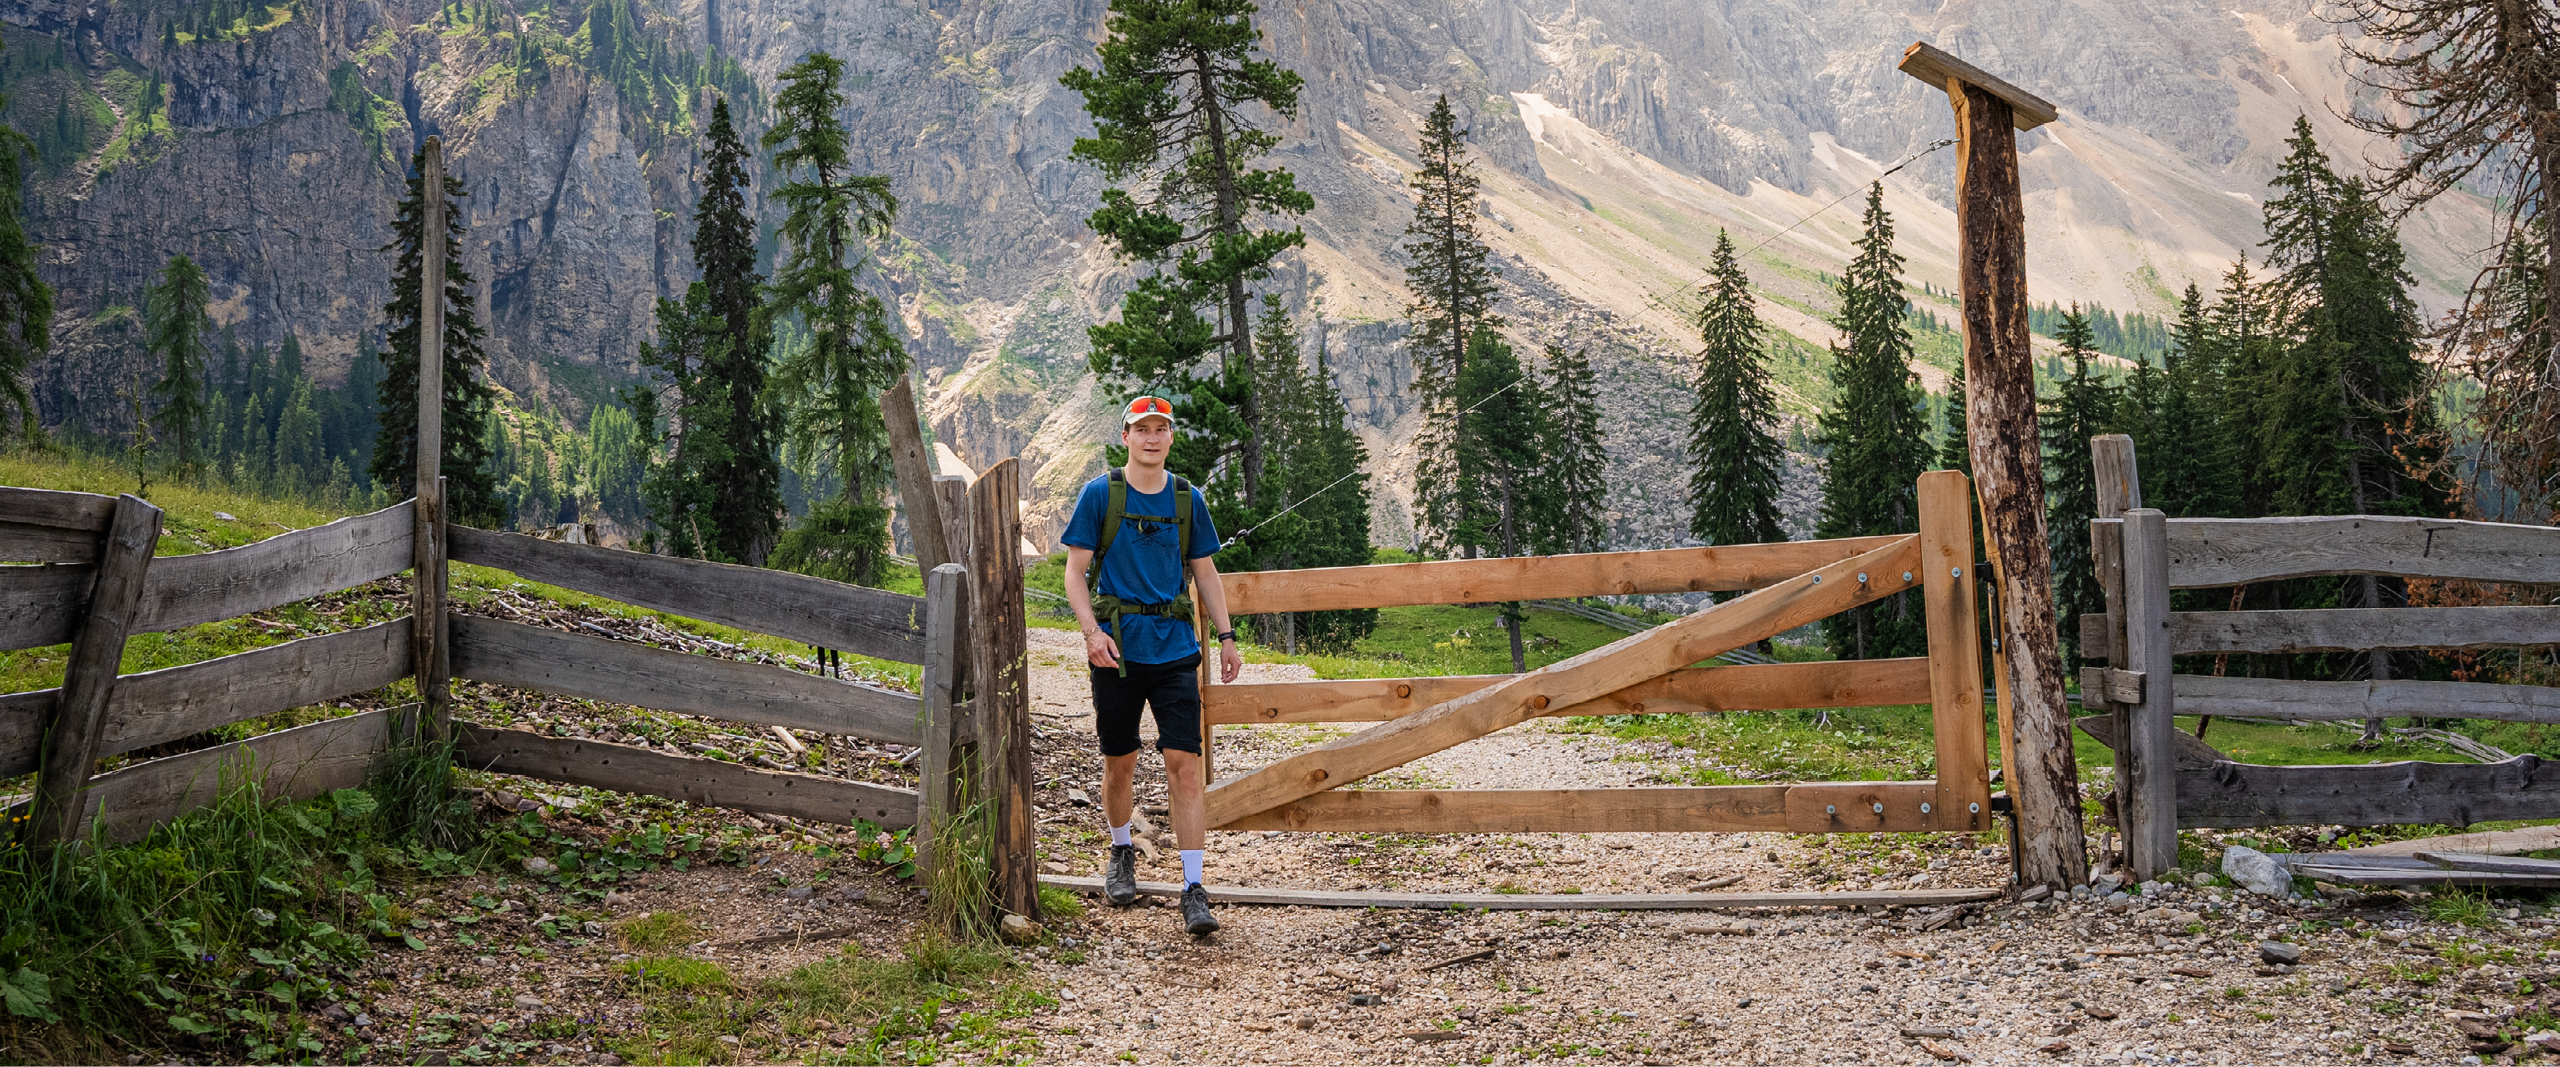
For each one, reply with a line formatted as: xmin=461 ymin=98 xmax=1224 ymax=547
xmin=1122 ymin=416 xmax=1173 ymax=466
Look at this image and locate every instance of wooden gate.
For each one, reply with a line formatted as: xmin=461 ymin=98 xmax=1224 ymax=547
xmin=1197 ymin=470 xmax=1997 ymax=840
xmin=2083 ymin=435 xmax=2560 ymax=880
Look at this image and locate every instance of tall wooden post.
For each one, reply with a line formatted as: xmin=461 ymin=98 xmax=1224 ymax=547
xmin=2090 ymin=435 xmax=2141 ymax=864
xmin=23 ymin=495 xmax=161 ymax=848
xmin=1900 ymin=42 xmax=2087 ymax=890
xmin=915 ymin=562 xmax=969 ymax=882
xmin=414 ymin=137 xmax=450 ymax=740
xmin=969 ymin=459 xmax=1037 ymax=921
xmin=884 ymin=375 xmax=953 ymax=572
xmin=2119 ymin=508 xmax=2180 ymax=879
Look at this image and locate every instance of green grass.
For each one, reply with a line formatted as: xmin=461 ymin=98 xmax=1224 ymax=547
xmin=609 ymin=935 xmax=1048 ymax=1066
xmin=614 ymin=912 xmax=706 ymax=953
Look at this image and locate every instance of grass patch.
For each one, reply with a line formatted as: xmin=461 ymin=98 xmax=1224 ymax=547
xmin=615 ymin=912 xmax=706 ymax=953
xmin=618 ymin=955 xmax=734 ymax=992
xmin=1580 ymin=700 xmax=1949 ymax=783
xmin=2422 ymin=888 xmax=2497 ymax=928
xmin=609 ymin=935 xmax=1048 ymax=1066
xmin=1036 ymin=885 xmax=1085 ymax=921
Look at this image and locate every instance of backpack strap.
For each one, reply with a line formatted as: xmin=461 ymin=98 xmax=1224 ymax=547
xmin=1096 ymin=468 xmax=1128 ymax=569
xmin=1171 ymin=474 xmax=1192 ymax=563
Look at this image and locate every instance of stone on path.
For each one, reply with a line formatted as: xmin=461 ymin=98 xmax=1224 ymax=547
xmin=2222 ymin=846 xmax=2294 ymax=897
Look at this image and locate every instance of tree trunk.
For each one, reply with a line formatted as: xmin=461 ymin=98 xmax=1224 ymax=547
xmin=1193 ymin=56 xmax=1258 ymax=508
xmin=1499 ymin=464 xmax=1526 ymax=673
xmin=1954 ymin=83 xmax=2088 ymax=891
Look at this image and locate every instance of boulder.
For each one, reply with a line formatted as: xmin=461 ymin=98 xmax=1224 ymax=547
xmin=2222 ymin=846 xmax=2294 ymax=898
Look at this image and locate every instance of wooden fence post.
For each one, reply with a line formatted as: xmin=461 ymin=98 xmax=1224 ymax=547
xmin=415 ymin=136 xmax=449 ymax=742
xmin=968 ymin=459 xmax=1038 ymax=921
xmin=2090 ymin=435 xmax=2140 ymax=860
xmin=1901 ymin=41 xmax=2086 ymax=890
xmin=1919 ymin=471 xmax=1989 ymax=832
xmin=2120 ymin=508 xmax=2180 ymax=878
xmin=916 ymin=562 xmax=969 ymax=881
xmin=884 ymin=376 xmax=953 ymax=572
xmin=935 ymin=475 xmax=971 ymax=566
xmin=23 ymin=494 xmax=161 ymax=848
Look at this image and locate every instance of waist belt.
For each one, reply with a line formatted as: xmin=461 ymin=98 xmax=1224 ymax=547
xmin=1092 ymin=592 xmax=1194 ymax=676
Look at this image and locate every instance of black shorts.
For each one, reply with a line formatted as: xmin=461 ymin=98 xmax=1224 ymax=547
xmin=1092 ymin=654 xmax=1202 ymax=757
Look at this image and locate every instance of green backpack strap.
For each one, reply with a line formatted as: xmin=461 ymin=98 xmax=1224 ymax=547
xmin=1171 ymin=474 xmax=1192 ymax=563
xmin=1096 ymin=468 xmax=1128 ymax=570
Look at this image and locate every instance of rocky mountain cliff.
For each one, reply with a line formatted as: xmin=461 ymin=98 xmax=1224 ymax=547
xmin=1 ymin=0 xmax=2493 ymax=551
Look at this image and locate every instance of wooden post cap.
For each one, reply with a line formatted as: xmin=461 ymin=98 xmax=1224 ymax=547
xmin=1898 ymin=42 xmax=2058 ymax=130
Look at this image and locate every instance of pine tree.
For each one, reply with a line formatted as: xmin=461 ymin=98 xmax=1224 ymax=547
xmin=763 ymin=52 xmax=904 ymax=585
xmin=693 ymin=96 xmax=779 ymax=565
xmin=1226 ymin=296 xmax=1375 ymax=652
xmin=1685 ymin=229 xmax=1786 ymax=585
xmin=632 ymin=283 xmax=723 ymax=559
xmin=146 ymin=254 xmax=213 ymax=473
xmin=1535 ymin=342 xmax=1608 ymax=556
xmin=1937 ymin=360 xmax=1971 ymax=475
xmin=1451 ymin=326 xmax=1546 ymax=671
xmin=2139 ymin=284 xmax=2218 ymax=516
xmin=370 ymin=145 xmax=502 ymax=525
xmin=2039 ymin=306 xmax=2116 ymax=664
xmin=0 ymin=85 xmax=52 ymax=443
xmin=1060 ymin=0 xmax=1311 ymax=510
xmin=1814 ymin=185 xmax=1932 ymax=660
xmin=2203 ymin=258 xmax=2273 ymax=517
xmin=1402 ymin=96 xmax=1505 ymax=558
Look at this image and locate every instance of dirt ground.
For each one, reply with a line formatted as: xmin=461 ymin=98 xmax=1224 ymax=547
xmin=316 ymin=621 xmax=2558 ymax=1066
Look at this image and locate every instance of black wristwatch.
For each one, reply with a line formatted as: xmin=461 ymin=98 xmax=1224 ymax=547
xmin=1216 ymin=630 xmax=1237 ymax=643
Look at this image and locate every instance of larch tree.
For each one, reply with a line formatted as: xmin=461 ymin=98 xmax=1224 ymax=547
xmin=1060 ymin=0 xmax=1311 ymax=511
xmin=1402 ymin=96 xmax=1505 ymax=558
xmin=763 ymin=52 xmax=905 ymax=586
xmin=146 ymin=254 xmax=213 ymax=474
xmin=1814 ymin=184 xmax=1932 ymax=660
xmin=370 ymin=145 xmax=502 ymax=526
xmin=1685 ymin=228 xmax=1786 ymax=589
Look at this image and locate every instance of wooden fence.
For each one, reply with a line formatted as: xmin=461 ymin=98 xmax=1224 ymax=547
xmin=1196 ymin=470 xmax=2001 ymax=840
xmin=2081 ymin=435 xmax=2560 ymax=879
xmin=0 ymin=465 xmax=1036 ymax=916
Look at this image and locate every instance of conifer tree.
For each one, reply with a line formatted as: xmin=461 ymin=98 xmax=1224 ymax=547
xmin=146 ymin=254 xmax=213 ymax=473
xmin=629 ymin=284 xmax=720 ymax=557
xmin=1401 ymin=97 xmax=1506 ymax=558
xmin=370 ymin=146 xmax=502 ymax=526
xmin=1937 ymin=361 xmax=1971 ymax=476
xmin=1061 ymin=0 xmax=1311 ymax=510
xmin=1446 ymin=326 xmax=1547 ymax=671
xmin=1686 ymin=229 xmax=1786 ymax=582
xmin=1814 ymin=185 xmax=1932 ymax=660
xmin=763 ymin=52 xmax=904 ymax=584
xmin=2203 ymin=259 xmax=2272 ymax=517
xmin=695 ymin=96 xmax=780 ymax=565
xmin=0 ymin=82 xmax=52 ymax=443
xmin=2039 ymin=307 xmax=2115 ymax=663
xmin=1227 ymin=296 xmax=1375 ymax=652
xmin=1535 ymin=342 xmax=1608 ymax=556
xmin=2137 ymin=283 xmax=2218 ymax=516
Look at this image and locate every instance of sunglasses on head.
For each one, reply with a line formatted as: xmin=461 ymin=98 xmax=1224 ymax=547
xmin=1127 ymin=397 xmax=1172 ymax=416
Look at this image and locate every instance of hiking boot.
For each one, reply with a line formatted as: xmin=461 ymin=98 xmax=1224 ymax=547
xmin=1105 ymin=845 xmax=1139 ymax=906
xmin=1181 ymin=884 xmax=1219 ymax=936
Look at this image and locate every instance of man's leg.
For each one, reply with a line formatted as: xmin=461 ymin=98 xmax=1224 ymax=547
xmin=1149 ymin=659 xmax=1218 ymax=935
xmin=1103 ymin=752 xmax=1138 ymax=837
xmin=1092 ymin=667 xmax=1145 ymax=906
xmin=1163 ymin=749 xmax=1205 ymax=853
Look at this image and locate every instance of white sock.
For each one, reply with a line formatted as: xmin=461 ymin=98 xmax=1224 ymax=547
xmin=1110 ymin=823 xmax=1133 ymax=847
xmin=1181 ymin=849 xmax=1204 ymax=887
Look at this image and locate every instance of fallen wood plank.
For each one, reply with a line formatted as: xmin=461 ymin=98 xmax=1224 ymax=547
xmin=1217 ymin=786 xmax=1792 ymax=833
xmin=2169 ymin=606 xmax=2560 ymax=656
xmin=0 ymin=486 xmax=117 ymax=532
xmin=0 ymin=618 xmax=414 ymax=777
xmin=1204 ymin=658 xmax=1933 ymax=725
xmin=454 ymin=722 xmax=919 ymax=828
xmin=136 ymin=500 xmax=415 ymax=634
xmin=449 ymin=525 xmax=925 ymax=664
xmin=0 ymin=709 xmax=390 ymax=843
xmin=2163 ymin=515 xmax=2560 ymax=588
xmin=1218 ymin=536 xmax=1907 ymax=615
xmin=2413 ymin=852 xmax=2560 ymax=876
xmin=2171 ymin=674 xmax=2560 ymax=724
xmin=1039 ymin=876 xmax=2002 ymax=911
xmin=2290 ymin=865 xmax=2560 ymax=888
xmin=1203 ymin=535 xmax=1921 ymax=826
xmin=449 ymin=615 xmax=919 ymax=745
xmin=2335 ymin=824 xmax=2560 ymax=858
xmin=2174 ymin=756 xmax=2560 ymax=829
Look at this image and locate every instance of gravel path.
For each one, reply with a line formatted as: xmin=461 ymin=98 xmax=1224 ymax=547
xmin=1024 ymin=628 xmax=2554 ymax=1066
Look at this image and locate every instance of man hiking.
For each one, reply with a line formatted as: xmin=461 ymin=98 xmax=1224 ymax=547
xmin=1062 ymin=395 xmax=1242 ymax=936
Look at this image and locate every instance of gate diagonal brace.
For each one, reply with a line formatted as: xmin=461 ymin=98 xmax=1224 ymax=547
xmin=1203 ymin=534 xmax=1924 ymax=828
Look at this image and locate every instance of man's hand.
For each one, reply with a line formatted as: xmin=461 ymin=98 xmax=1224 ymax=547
xmin=1085 ymin=627 xmax=1121 ymax=670
xmin=1218 ymin=637 xmax=1241 ymax=683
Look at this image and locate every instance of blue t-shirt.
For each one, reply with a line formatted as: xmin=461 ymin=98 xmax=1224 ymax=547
xmin=1060 ymin=472 xmax=1221 ymax=664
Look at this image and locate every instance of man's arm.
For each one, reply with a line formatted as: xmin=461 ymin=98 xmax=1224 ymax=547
xmin=1064 ymin=546 xmax=1119 ymax=669
xmin=1188 ymin=554 xmax=1242 ymax=683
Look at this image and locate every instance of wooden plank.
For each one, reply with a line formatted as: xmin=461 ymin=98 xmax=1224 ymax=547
xmin=915 ymin=563 xmax=970 ymax=881
xmin=1898 ymin=41 xmax=2059 ymax=129
xmin=2172 ymin=674 xmax=2560 ymax=723
xmin=2 ymin=709 xmax=391 ymax=844
xmin=82 ymin=618 xmax=408 ymax=768
xmin=455 ymin=722 xmax=918 ymax=828
xmin=1920 ymin=470 xmax=1990 ymax=833
xmin=420 ymin=479 xmax=449 ymax=737
xmin=2090 ymin=437 xmax=2139 ymax=850
xmin=1784 ymin=781 xmax=1942 ymax=833
xmin=2078 ymin=613 xmax=2117 ymax=667
xmin=136 ymin=499 xmax=415 ymax=634
xmin=2288 ymin=865 xmax=2560 ymax=888
xmin=2164 ymin=515 xmax=2560 ymax=588
xmin=0 ymin=521 xmax=104 ymax=563
xmin=2173 ymin=755 xmax=2560 ymax=829
xmin=0 ymin=689 xmax=40 ymax=777
xmin=0 ymin=564 xmax=93 ymax=650
xmin=2120 ymin=509 xmax=2179 ymax=880
xmin=2336 ymin=824 xmax=2560 ymax=858
xmin=24 ymin=495 xmax=160 ymax=848
xmin=1204 ymin=658 xmax=1934 ymax=726
xmin=1218 ymin=536 xmax=1907 ymax=615
xmin=2169 ymin=606 xmax=2560 ymax=655
xmin=447 ymin=524 xmax=926 ymax=664
xmin=2072 ymin=714 xmax=2231 ymax=771
xmin=2079 ymin=667 xmax=2143 ymax=705
xmin=1042 ymin=875 xmax=2003 ymax=911
xmin=449 ymin=615 xmax=920 ymax=745
xmin=1218 ymin=786 xmax=1793 ymax=833
xmin=971 ymin=458 xmax=1037 ymax=921
xmin=1203 ymin=535 xmax=1923 ymax=827
xmin=2413 ymin=852 xmax=2560 ymax=876
xmin=883 ymin=376 xmax=953 ymax=573
xmin=0 ymin=486 xmax=118 ymax=531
